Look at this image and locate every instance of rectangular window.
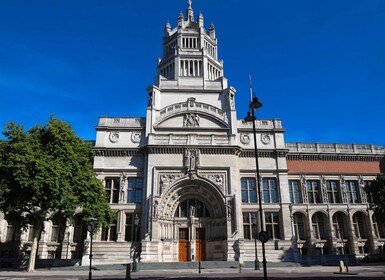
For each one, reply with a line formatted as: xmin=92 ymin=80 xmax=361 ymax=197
xmin=101 ymin=219 xmax=117 ymax=241
xmin=73 ymin=215 xmax=87 ymax=243
xmin=289 ymin=180 xmax=301 ymax=204
xmin=28 ymin=225 xmax=35 ymax=242
xmin=346 ymin=180 xmax=359 ymax=203
xmin=326 ymin=181 xmax=340 ymax=203
xmin=263 ymin=178 xmax=278 ymax=203
xmin=265 ymin=212 xmax=280 ymax=239
xmin=127 ymin=178 xmax=143 ymax=204
xmin=5 ymin=221 xmax=15 ymax=241
xmin=241 ymin=178 xmax=257 ymax=204
xmin=124 ymin=213 xmax=141 ymax=242
xmin=306 ymin=180 xmax=321 ymax=203
xmin=242 ymin=212 xmax=257 ymax=240
xmin=105 ymin=177 xmax=120 ymax=203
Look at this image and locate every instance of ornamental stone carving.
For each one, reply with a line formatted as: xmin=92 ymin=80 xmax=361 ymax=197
xmin=261 ymin=134 xmax=272 ymax=145
xmin=159 ymin=173 xmax=184 ymax=194
xmin=131 ymin=132 xmax=141 ymax=143
xmin=109 ymin=131 xmax=120 ymax=143
xmin=240 ymin=133 xmax=250 ymax=144
xmin=183 ymin=113 xmax=200 ymax=127
xmin=201 ymin=172 xmax=226 ymax=192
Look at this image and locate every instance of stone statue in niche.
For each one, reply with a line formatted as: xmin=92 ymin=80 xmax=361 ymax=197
xmin=320 ymin=175 xmax=328 ymax=203
xmin=119 ymin=172 xmax=127 ymax=202
xmin=190 ymin=205 xmax=196 ymax=217
xmin=340 ymin=175 xmax=348 ymax=203
xmin=185 ymin=149 xmax=200 ymax=171
xmin=153 ymin=200 xmax=158 ymax=219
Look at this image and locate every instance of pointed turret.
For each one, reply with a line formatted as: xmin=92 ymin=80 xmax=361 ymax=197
xmin=198 ymin=12 xmax=204 ymax=27
xmin=156 ymin=1 xmax=224 ymax=82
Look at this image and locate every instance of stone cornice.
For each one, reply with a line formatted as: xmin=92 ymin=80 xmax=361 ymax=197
xmin=146 ymin=145 xmax=242 ymax=155
xmin=94 ymin=148 xmax=142 ymax=157
xmin=240 ymin=149 xmax=288 ymax=158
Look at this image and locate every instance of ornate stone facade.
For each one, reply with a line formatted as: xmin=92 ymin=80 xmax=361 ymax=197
xmin=0 ymin=0 xmax=384 ymax=267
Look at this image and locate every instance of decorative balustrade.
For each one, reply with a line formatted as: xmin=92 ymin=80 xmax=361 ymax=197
xmin=286 ymin=142 xmax=385 ymax=155
xmin=159 ymin=99 xmax=227 ymax=122
xmin=98 ymin=117 xmax=145 ymax=128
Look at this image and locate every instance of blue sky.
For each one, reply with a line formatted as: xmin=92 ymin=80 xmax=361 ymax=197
xmin=0 ymin=0 xmax=384 ymax=145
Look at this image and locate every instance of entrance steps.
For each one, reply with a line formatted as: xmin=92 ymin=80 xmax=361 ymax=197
xmin=90 ymin=242 xmax=133 ymax=265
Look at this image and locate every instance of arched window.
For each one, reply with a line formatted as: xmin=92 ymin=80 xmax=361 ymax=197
xmin=293 ymin=213 xmax=306 ymax=240
xmin=175 ymin=198 xmax=210 ymax=218
xmin=332 ymin=212 xmax=347 ymax=239
xmin=312 ymin=212 xmax=326 ymax=240
xmin=352 ymin=212 xmax=367 ymax=239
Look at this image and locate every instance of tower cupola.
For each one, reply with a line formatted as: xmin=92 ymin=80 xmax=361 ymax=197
xmin=156 ymin=0 xmax=224 ymax=83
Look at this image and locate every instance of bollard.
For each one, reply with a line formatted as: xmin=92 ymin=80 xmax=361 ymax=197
xmin=339 ymin=259 xmax=345 ymax=272
xmin=126 ymin=263 xmax=132 ymax=280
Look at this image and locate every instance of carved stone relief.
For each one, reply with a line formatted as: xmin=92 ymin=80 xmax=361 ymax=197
xmin=131 ymin=132 xmax=141 ymax=143
xmin=240 ymin=133 xmax=250 ymax=144
xmin=109 ymin=131 xmax=120 ymax=143
xmin=261 ymin=134 xmax=272 ymax=145
xmin=159 ymin=173 xmax=184 ymax=195
xmin=183 ymin=113 xmax=200 ymax=127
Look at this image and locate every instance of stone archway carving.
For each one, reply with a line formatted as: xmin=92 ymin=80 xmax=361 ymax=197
xmin=157 ymin=176 xmax=227 ymax=220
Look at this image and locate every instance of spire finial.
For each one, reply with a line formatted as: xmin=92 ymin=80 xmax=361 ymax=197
xmin=186 ymin=0 xmax=194 ymax=22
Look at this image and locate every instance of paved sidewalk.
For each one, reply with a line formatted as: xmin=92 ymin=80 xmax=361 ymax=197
xmin=0 ymin=264 xmax=384 ymax=279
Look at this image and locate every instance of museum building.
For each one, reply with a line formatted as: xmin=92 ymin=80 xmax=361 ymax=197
xmin=0 ymin=1 xmax=384 ymax=266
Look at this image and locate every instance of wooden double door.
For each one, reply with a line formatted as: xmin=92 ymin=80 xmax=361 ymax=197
xmin=178 ymin=227 xmax=206 ymax=262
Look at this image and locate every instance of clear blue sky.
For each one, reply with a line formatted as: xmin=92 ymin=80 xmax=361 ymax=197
xmin=0 ymin=0 xmax=384 ymax=145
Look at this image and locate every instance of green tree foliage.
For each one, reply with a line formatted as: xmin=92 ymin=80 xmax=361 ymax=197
xmin=365 ymin=176 xmax=385 ymax=223
xmin=0 ymin=116 xmax=114 ymax=271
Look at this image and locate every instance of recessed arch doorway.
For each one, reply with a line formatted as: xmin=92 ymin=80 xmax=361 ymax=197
xmin=157 ymin=177 xmax=228 ymax=262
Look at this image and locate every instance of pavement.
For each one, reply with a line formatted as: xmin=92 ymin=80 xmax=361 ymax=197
xmin=0 ymin=262 xmax=384 ymax=279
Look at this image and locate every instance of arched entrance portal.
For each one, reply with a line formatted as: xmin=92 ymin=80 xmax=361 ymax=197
xmin=156 ymin=177 xmax=228 ymax=262
xmin=175 ymin=198 xmax=209 ymax=262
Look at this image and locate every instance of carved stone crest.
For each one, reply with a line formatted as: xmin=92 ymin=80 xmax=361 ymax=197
xmin=261 ymin=134 xmax=271 ymax=145
xmin=240 ymin=133 xmax=250 ymax=144
xmin=109 ymin=131 xmax=120 ymax=143
xmin=131 ymin=132 xmax=141 ymax=143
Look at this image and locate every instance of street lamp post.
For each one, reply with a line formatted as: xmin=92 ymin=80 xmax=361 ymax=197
xmin=86 ymin=217 xmax=97 ymax=280
xmin=251 ymin=215 xmax=260 ymax=270
xmin=132 ymin=214 xmax=140 ymax=272
xmin=245 ymin=96 xmax=268 ymax=280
